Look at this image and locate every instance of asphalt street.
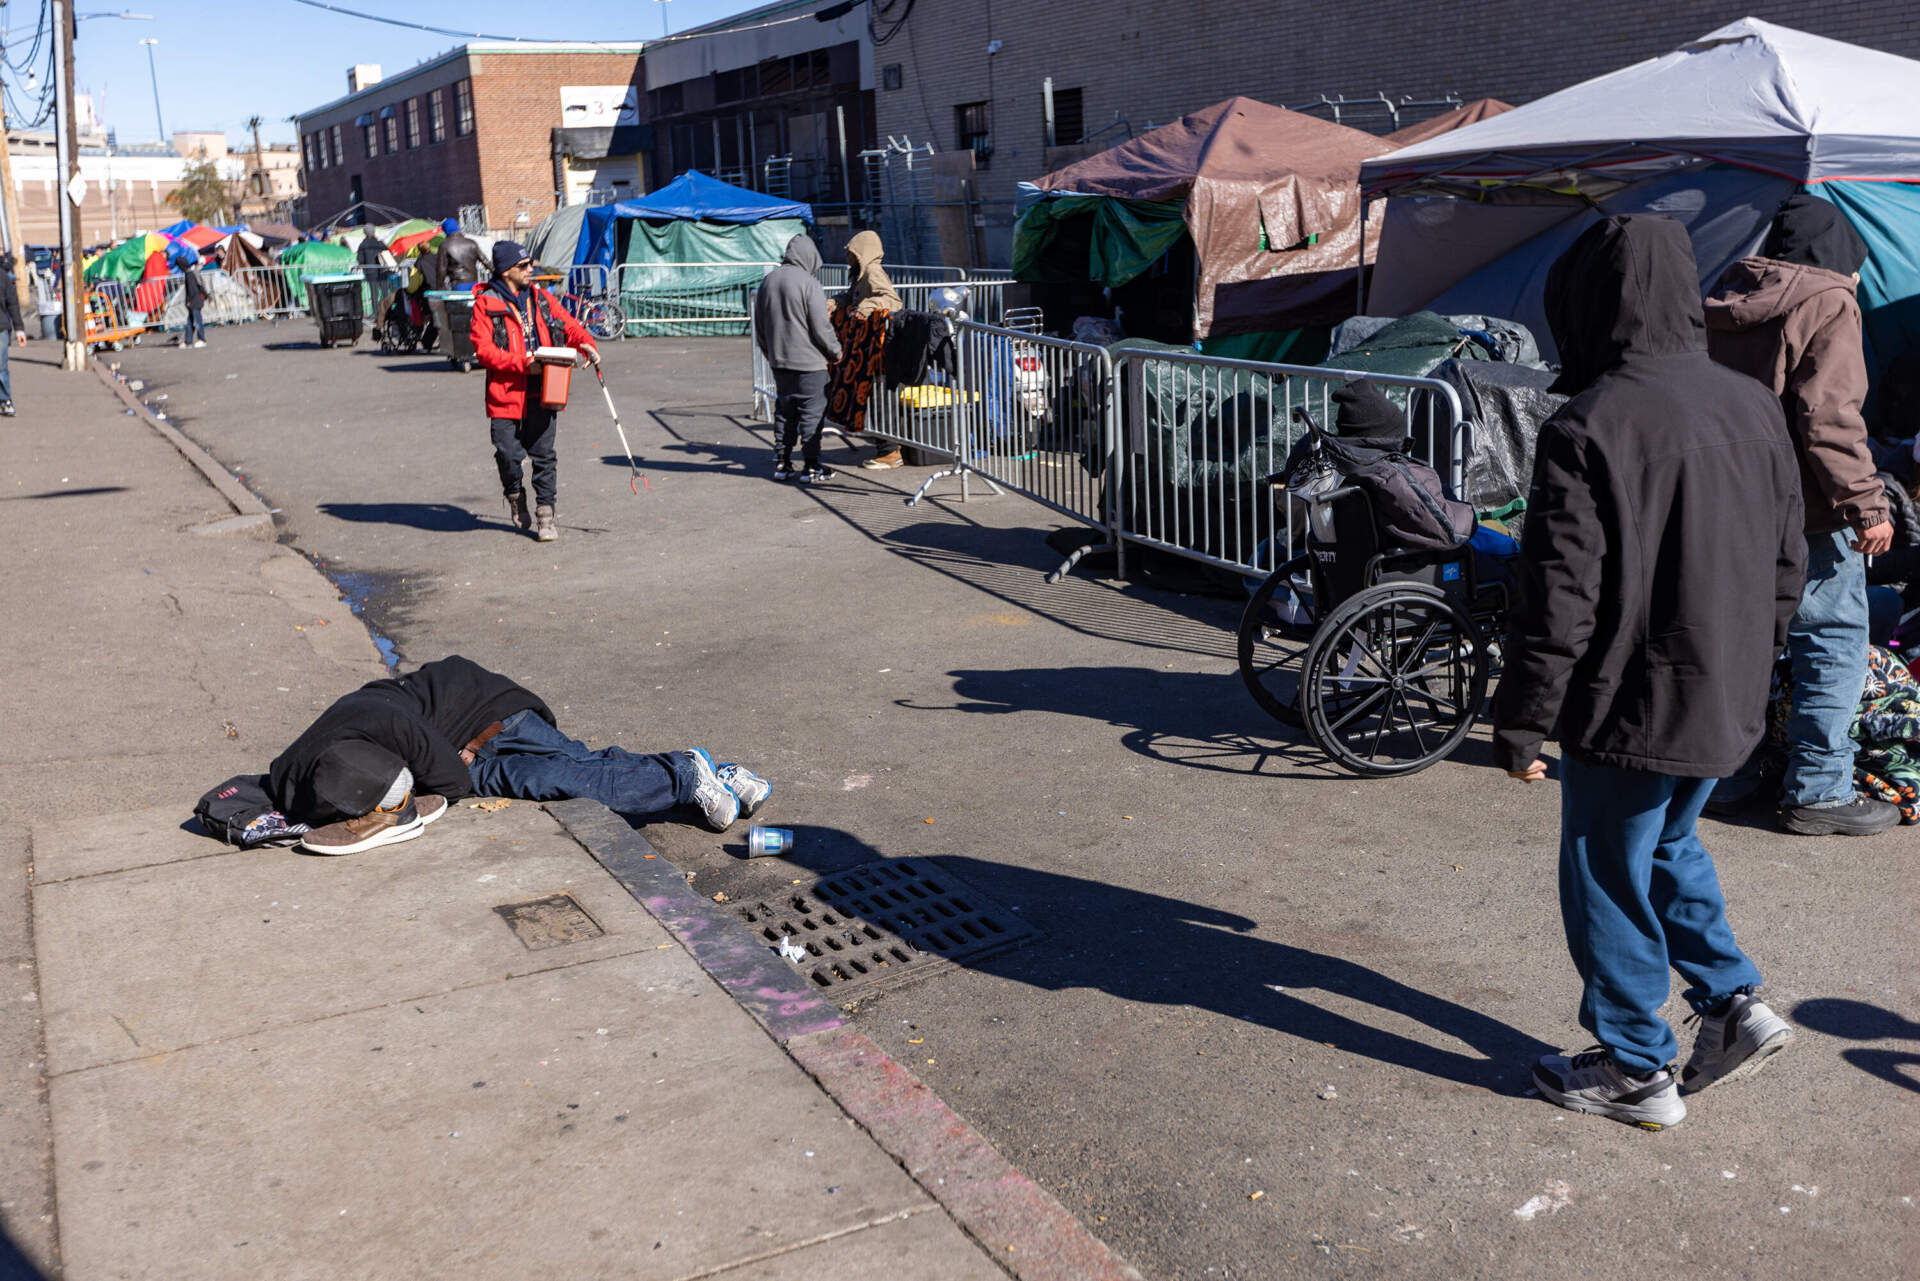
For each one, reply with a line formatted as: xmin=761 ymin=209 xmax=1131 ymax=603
xmin=113 ymin=320 xmax=1919 ymax=1280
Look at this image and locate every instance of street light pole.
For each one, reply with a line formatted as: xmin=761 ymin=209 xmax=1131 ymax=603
xmin=652 ymin=0 xmax=671 ymax=38
xmin=139 ymin=37 xmax=164 ymax=143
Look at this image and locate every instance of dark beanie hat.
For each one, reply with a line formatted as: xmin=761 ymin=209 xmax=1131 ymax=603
xmin=491 ymin=240 xmax=530 ymax=276
xmin=1762 ymin=194 xmax=1869 ymax=276
xmin=309 ymin=740 xmax=407 ymax=819
xmin=1331 ymin=378 xmax=1407 ymax=446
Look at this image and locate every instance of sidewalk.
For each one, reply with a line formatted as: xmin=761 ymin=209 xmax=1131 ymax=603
xmin=0 ymin=351 xmax=1128 ymax=1280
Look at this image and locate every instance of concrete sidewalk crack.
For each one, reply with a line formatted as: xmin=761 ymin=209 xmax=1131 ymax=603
xmin=662 ymin=1205 xmax=954 ymax=1281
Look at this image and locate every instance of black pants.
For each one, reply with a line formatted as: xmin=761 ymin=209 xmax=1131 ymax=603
xmin=774 ymin=368 xmax=829 ymax=470
xmin=491 ymin=408 xmax=558 ymax=509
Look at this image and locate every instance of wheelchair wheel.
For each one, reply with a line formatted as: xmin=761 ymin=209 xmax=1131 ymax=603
xmin=1237 ymin=554 xmax=1315 ymax=727
xmin=1301 ymin=582 xmax=1486 ymax=777
xmin=581 ymin=299 xmax=625 ymax=342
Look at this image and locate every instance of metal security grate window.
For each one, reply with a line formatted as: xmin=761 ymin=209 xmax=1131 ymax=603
xmin=955 ymin=100 xmax=992 ymax=167
xmin=454 ymin=78 xmax=475 ymax=136
xmin=405 ymin=98 xmax=421 ymax=148
xmin=1052 ymin=87 xmax=1085 ymax=145
xmin=428 ymin=90 xmax=446 ymax=143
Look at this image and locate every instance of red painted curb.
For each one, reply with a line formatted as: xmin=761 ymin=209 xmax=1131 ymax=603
xmin=787 ymin=1026 xmax=1145 ymax=1281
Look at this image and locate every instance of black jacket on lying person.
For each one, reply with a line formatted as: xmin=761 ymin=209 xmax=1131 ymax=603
xmin=1490 ymin=215 xmax=1805 ymax=779
xmin=883 ymin=311 xmax=957 ymax=388
xmin=267 ymin=656 xmax=552 ymax=823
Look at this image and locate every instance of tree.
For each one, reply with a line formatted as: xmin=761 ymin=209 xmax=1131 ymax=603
xmin=166 ymin=157 xmax=233 ymax=225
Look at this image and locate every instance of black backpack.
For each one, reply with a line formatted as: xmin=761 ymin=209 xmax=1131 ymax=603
xmin=193 ymin=774 xmax=302 ymax=848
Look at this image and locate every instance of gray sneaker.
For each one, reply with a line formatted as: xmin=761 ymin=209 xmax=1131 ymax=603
xmin=1681 ymin=992 xmax=1792 ymax=1094
xmin=535 ymin=505 xmax=558 ymax=542
xmin=717 ymin=763 xmax=771 ymax=817
xmin=684 ymin=748 xmax=740 ymax=831
xmin=1532 ymin=1047 xmax=1685 ymax=1130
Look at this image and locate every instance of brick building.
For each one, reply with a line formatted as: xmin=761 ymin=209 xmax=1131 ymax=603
xmin=296 ymin=43 xmax=646 ymax=231
xmin=873 ymin=1 xmax=1920 ymax=262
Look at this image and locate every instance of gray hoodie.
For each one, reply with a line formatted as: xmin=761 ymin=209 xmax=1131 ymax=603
xmin=753 ymin=234 xmax=841 ymax=372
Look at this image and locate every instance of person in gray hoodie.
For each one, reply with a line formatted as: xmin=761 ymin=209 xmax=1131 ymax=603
xmin=753 ymin=234 xmax=842 ymax=481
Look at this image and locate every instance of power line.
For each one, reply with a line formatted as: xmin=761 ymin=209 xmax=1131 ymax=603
xmin=282 ymin=0 xmax=822 ymax=48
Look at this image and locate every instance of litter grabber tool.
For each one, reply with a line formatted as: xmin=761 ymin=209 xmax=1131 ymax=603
xmin=593 ymin=363 xmax=648 ymax=493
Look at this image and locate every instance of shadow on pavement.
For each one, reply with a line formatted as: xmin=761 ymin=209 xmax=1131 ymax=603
xmin=1792 ymin=997 xmax=1920 ymax=1095
xmin=319 ymin=501 xmax=511 ymax=533
xmin=262 ymin=340 xmax=328 ymax=351
xmin=1 ymin=485 xmax=130 ymax=501
xmin=776 ymin=830 xmax=1549 ymax=1093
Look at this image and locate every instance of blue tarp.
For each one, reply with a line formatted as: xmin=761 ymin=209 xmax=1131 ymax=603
xmin=1814 ymin=181 xmax=1920 ymax=393
xmin=160 ymin=219 xmax=195 ymax=238
xmin=575 ymin=170 xmax=813 ymax=269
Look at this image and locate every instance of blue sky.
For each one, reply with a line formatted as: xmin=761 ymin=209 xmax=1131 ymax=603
xmin=35 ymin=0 xmax=769 ymax=147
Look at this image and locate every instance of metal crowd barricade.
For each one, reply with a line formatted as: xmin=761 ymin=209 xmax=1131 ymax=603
xmin=1113 ymin=350 xmax=1469 ymax=582
xmin=616 ymin=262 xmax=775 ymax=335
xmin=902 ymin=320 xmax=1119 ymax=581
xmin=231 ymin=265 xmax=311 ymax=318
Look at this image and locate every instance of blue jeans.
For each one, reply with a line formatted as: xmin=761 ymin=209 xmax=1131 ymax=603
xmin=466 ymin=709 xmax=694 ymax=817
xmin=0 ymin=332 xmax=11 ymax=402
xmin=1783 ymin=530 xmax=1869 ymax=807
xmin=1559 ymin=755 xmax=1766 ymax=1073
xmin=185 ymin=305 xmax=206 ymax=344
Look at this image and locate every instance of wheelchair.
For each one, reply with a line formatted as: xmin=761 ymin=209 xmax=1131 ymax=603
xmin=1236 ymin=407 xmax=1510 ymax=777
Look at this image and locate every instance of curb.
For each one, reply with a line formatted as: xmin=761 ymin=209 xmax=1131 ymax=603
xmin=93 ymin=362 xmax=275 ymax=538
xmin=546 ymin=799 xmax=1144 ymax=1281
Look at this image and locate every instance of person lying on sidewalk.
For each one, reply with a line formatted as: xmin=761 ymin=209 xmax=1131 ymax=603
xmin=257 ymin=655 xmax=769 ymax=855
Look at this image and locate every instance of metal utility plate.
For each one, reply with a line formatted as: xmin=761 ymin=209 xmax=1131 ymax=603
xmin=493 ymin=894 xmax=606 ymax=950
xmin=735 ymin=858 xmax=1039 ymax=995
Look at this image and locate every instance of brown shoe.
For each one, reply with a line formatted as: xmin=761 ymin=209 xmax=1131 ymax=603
xmin=861 ymin=448 xmax=903 ymax=470
xmin=535 ymin=505 xmax=558 ymax=542
xmin=299 ymin=796 xmax=426 ymax=855
xmin=506 ymin=490 xmax=532 ymax=531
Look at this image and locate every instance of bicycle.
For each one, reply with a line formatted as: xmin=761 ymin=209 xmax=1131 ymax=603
xmin=534 ymin=272 xmax=626 ymax=343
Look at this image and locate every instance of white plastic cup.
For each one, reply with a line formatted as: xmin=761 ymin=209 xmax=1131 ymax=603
xmin=746 ymin=826 xmax=793 ymax=857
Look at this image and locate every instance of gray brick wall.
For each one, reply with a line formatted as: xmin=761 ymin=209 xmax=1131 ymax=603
xmin=874 ymin=1 xmax=1920 ymax=257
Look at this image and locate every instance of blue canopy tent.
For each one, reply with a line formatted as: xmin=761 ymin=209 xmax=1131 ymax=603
xmin=573 ymin=171 xmax=813 ymax=337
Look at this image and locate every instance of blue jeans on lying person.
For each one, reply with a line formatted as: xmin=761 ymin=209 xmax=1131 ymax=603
xmin=466 ymin=708 xmax=694 ymax=817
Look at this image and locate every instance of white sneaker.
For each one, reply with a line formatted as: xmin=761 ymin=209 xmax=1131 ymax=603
xmin=1533 ymin=1047 xmax=1685 ymax=1130
xmin=684 ymin=748 xmax=740 ymax=831
xmin=193 ymin=340 xmax=206 ymax=349
xmin=716 ymin=763 xmax=771 ymax=817
xmin=1681 ymin=993 xmax=1792 ymax=1094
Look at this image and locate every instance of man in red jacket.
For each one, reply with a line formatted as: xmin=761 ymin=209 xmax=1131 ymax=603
xmin=471 ymin=241 xmax=598 ymax=542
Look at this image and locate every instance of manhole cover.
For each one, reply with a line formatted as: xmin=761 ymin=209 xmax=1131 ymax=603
xmin=735 ymin=858 xmax=1039 ymax=994
xmin=494 ymin=894 xmax=605 ymax=950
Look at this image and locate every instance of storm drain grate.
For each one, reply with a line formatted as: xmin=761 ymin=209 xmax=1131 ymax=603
xmin=494 ymin=894 xmax=606 ymax=950
xmin=735 ymin=858 xmax=1039 ymax=994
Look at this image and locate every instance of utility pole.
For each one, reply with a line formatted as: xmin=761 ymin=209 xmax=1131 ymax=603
xmin=0 ymin=85 xmax=31 ymax=320
xmin=247 ymin=114 xmax=266 ymax=218
xmin=54 ymin=0 xmax=85 ymax=370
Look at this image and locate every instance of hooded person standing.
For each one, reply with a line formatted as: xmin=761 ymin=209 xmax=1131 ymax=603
xmin=1703 ymin=194 xmax=1897 ymax=836
xmin=752 ymin=233 xmax=841 ymax=482
xmin=470 ymin=241 xmax=599 ymax=542
xmin=837 ymin=230 xmax=908 ymax=470
xmin=181 ymin=258 xmax=209 ymax=348
xmin=1492 ymin=215 xmax=1805 ymax=1130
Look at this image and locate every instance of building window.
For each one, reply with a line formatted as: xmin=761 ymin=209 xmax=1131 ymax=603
xmin=364 ymin=123 xmax=378 ymax=158
xmin=1049 ymin=87 xmax=1084 ymax=145
xmin=303 ymin=134 xmax=318 ymax=172
xmin=649 ymin=82 xmax=683 ymax=116
xmin=406 ymin=98 xmax=421 ymax=148
xmin=454 ymin=78 xmax=474 ymax=136
xmin=331 ymin=125 xmax=343 ymax=168
xmin=428 ymin=90 xmax=445 ymax=143
xmin=382 ymin=114 xmax=400 ymax=153
xmin=882 ymin=64 xmax=903 ymax=91
xmin=955 ymin=101 xmax=992 ymax=166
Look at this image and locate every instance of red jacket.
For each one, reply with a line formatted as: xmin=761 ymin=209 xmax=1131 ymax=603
xmin=470 ymin=282 xmax=596 ymax=419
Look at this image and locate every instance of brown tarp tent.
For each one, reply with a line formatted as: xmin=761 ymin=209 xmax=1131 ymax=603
xmin=1382 ymin=98 xmax=1513 ymax=148
xmin=1014 ymin=97 xmax=1393 ymax=339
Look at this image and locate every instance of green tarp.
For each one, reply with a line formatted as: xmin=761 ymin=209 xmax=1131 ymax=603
xmin=1011 ymin=196 xmax=1187 ymax=288
xmin=617 ymin=216 xmax=806 ymax=337
xmin=279 ymin=241 xmax=357 ymax=309
xmin=83 ymin=236 xmax=159 ymax=287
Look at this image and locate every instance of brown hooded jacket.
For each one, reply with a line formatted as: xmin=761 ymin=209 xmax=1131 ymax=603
xmin=842 ymin=230 xmax=902 ymax=318
xmin=1703 ymin=256 xmax=1885 ymax=535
